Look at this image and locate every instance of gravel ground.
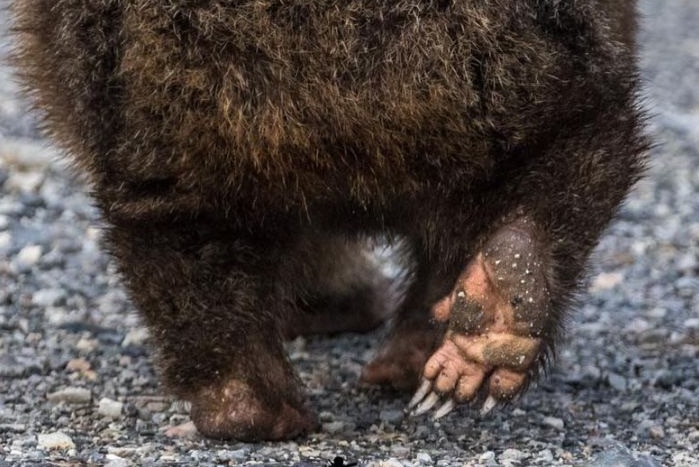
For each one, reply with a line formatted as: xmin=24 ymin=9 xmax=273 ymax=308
xmin=1 ymin=1 xmax=698 ymax=465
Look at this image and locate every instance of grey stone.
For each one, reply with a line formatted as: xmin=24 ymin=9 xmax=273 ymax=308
xmin=98 ymin=398 xmax=124 ymax=418
xmin=37 ymin=432 xmax=75 ymax=450
xmin=47 ymin=387 xmax=92 ymax=404
xmin=542 ymin=416 xmax=564 ymax=430
xmin=379 ymin=409 xmax=404 ymax=425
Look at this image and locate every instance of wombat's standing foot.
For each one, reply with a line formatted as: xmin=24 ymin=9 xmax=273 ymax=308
xmin=360 ymin=325 xmax=441 ymax=391
xmin=408 ymin=219 xmax=550 ymax=418
xmin=361 ymin=257 xmax=448 ymax=391
xmin=106 ymin=225 xmax=324 ymax=441
xmin=186 ymin=376 xmax=319 ymax=441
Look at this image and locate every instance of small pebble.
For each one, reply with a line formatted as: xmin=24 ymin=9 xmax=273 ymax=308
xmin=47 ymin=387 xmax=91 ymax=404
xmin=390 ymin=445 xmax=410 ymax=458
xmin=122 ymin=328 xmax=149 ymax=347
xmin=158 ymin=453 xmax=179 ymax=463
xmin=66 ymin=358 xmax=91 ymax=373
xmin=0 ymin=423 xmax=27 ymax=433
xmin=542 ymin=416 xmax=565 ymax=430
xmin=624 ymin=318 xmax=651 ymax=334
xmin=590 ymin=271 xmax=624 ymax=292
xmin=37 ymin=432 xmax=75 ymax=450
xmin=217 ymin=448 xmax=247 ymax=462
xmin=537 ymin=449 xmax=554 ymax=462
xmin=646 ymin=307 xmax=668 ymax=319
xmin=375 ymin=459 xmax=404 ymax=467
xmin=104 ymin=454 xmax=129 ymax=467
xmin=6 ymin=171 xmax=44 ymax=192
xmin=98 ymin=398 xmax=124 ymax=418
xmin=649 ymin=425 xmax=665 ymax=439
xmin=0 ymin=231 xmax=11 ymax=251
xmin=323 ymin=421 xmax=345 ymax=434
xmin=31 ymin=288 xmax=66 ymax=307
xmin=500 ymin=448 xmax=528 ymax=464
xmin=379 ymin=409 xmax=404 ymax=424
xmin=75 ymin=337 xmax=98 ymax=353
xmin=14 ymin=244 xmax=42 ymax=270
xmin=299 ymin=446 xmax=321 ymax=458
xmin=229 ymin=448 xmax=250 ymax=461
xmin=608 ymin=373 xmax=628 ymax=391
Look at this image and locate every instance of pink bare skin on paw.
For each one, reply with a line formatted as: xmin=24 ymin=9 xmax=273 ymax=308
xmin=410 ymin=221 xmax=549 ymax=418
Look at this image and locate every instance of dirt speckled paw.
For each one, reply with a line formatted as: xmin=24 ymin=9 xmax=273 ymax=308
xmin=188 ymin=377 xmax=319 ymax=441
xmin=408 ymin=332 xmax=541 ymax=418
xmin=409 ymin=220 xmax=552 ymax=419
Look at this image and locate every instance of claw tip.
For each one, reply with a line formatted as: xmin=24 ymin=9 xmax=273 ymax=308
xmin=432 ymin=399 xmax=455 ymax=420
xmin=480 ymin=396 xmax=497 ymax=416
xmin=412 ymin=391 xmax=440 ymax=416
xmin=408 ymin=378 xmax=432 ymax=410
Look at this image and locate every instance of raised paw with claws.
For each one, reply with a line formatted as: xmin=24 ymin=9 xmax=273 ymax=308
xmin=408 ymin=220 xmax=552 ymax=419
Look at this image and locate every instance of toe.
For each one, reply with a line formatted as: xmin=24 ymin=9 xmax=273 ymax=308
xmin=488 ymin=368 xmax=528 ymax=400
xmin=451 ymin=332 xmax=541 ymax=370
xmin=434 ymin=366 xmax=459 ymax=394
xmin=424 ymin=338 xmax=461 ymax=379
xmin=454 ymin=363 xmax=487 ymax=402
xmin=431 ymin=293 xmax=455 ymax=322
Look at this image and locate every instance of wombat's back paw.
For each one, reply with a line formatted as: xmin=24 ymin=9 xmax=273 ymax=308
xmin=409 ymin=220 xmax=551 ymax=418
xmin=361 ymin=253 xmax=447 ymax=391
xmin=360 ymin=326 xmax=439 ymax=391
xmin=187 ymin=378 xmax=319 ymax=441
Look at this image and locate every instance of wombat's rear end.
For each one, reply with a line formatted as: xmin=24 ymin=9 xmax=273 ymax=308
xmin=13 ymin=0 xmax=646 ymax=440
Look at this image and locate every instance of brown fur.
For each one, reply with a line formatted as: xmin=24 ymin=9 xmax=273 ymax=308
xmin=12 ymin=0 xmax=647 ymax=440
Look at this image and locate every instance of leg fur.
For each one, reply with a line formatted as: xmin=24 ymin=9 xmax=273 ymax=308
xmin=107 ymin=223 xmax=318 ymax=440
xmin=409 ymin=96 xmax=647 ymax=416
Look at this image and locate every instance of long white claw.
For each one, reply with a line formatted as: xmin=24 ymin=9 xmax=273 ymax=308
xmin=408 ymin=378 xmax=432 ymax=410
xmin=480 ymin=396 xmax=497 ymax=416
xmin=411 ymin=392 xmax=440 ymax=416
xmin=432 ymin=399 xmax=456 ymax=420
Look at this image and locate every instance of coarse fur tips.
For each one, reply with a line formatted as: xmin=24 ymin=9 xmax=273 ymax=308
xmin=12 ymin=0 xmax=647 ymax=440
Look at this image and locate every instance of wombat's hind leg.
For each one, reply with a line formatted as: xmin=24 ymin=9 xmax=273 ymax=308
xmin=408 ymin=219 xmax=550 ymax=418
xmin=360 ymin=316 xmax=442 ymax=392
xmin=186 ymin=349 xmax=318 ymax=441
xmin=360 ymin=251 xmax=449 ymax=391
xmin=109 ymin=225 xmax=318 ymax=441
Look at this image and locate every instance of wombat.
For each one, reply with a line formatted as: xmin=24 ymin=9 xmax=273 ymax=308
xmin=12 ymin=0 xmax=647 ymax=441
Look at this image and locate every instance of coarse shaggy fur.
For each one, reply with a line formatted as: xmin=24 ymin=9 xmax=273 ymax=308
xmin=12 ymin=0 xmax=647 ymax=440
